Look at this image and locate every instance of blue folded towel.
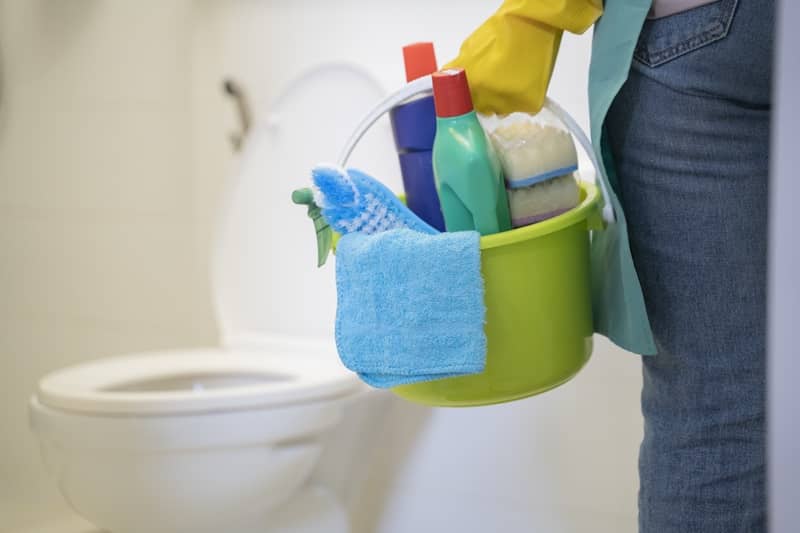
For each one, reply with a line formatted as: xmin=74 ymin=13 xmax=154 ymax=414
xmin=334 ymin=228 xmax=486 ymax=388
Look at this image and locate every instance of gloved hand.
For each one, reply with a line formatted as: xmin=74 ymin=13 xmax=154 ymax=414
xmin=444 ymin=0 xmax=603 ymax=115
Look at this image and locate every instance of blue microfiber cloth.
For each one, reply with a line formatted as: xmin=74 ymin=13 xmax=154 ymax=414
xmin=312 ymin=165 xmax=439 ymax=236
xmin=334 ymin=228 xmax=486 ymax=388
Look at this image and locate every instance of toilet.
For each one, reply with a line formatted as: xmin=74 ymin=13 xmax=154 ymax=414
xmin=29 ymin=345 xmax=361 ymax=533
xmin=28 ymin=64 xmax=401 ymax=533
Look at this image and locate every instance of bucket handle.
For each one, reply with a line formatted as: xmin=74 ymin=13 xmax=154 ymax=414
xmin=337 ymin=75 xmax=616 ymax=225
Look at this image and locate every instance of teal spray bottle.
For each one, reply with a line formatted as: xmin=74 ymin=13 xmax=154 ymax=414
xmin=431 ymin=68 xmax=511 ymax=235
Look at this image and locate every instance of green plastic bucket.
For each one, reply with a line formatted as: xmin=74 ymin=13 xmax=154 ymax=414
xmin=392 ymin=182 xmax=604 ymax=406
xmin=331 ymin=81 xmax=615 ymax=407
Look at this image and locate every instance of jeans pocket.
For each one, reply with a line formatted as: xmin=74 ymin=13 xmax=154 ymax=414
xmin=633 ymin=0 xmax=739 ymax=67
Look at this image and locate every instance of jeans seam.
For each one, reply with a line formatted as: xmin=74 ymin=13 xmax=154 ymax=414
xmin=646 ymin=22 xmax=724 ymax=64
xmin=633 ymin=0 xmax=739 ymax=68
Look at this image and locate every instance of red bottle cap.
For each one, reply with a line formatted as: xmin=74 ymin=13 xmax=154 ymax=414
xmin=431 ymin=68 xmax=474 ymax=118
xmin=402 ymin=42 xmax=438 ymax=82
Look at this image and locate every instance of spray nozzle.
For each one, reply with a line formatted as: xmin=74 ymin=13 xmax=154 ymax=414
xmin=292 ymin=188 xmax=333 ymax=267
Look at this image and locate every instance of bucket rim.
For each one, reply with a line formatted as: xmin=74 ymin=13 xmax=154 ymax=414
xmin=480 ymin=181 xmax=601 ymax=250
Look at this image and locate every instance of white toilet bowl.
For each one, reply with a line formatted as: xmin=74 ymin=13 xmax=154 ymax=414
xmin=29 ymin=344 xmax=362 ymax=533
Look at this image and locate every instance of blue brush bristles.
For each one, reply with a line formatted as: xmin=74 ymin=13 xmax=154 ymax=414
xmin=312 ymin=165 xmax=439 ymax=236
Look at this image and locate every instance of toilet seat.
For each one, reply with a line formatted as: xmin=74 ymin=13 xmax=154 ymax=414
xmin=37 ymin=347 xmax=360 ymax=415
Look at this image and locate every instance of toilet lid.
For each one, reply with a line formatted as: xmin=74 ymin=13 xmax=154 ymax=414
xmin=36 ymin=345 xmax=362 ymax=415
xmin=212 ymin=63 xmax=402 ymax=345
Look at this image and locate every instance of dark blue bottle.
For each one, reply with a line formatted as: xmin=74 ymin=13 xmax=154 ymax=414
xmin=388 ymin=42 xmax=445 ymax=231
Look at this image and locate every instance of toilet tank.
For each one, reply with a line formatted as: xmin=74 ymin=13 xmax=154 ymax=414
xmin=210 ymin=63 xmax=400 ymax=349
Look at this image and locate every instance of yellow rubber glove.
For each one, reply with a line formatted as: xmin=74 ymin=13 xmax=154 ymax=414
xmin=444 ymin=0 xmax=602 ymax=115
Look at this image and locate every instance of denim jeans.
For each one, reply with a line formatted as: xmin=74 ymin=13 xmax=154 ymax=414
xmin=604 ymin=0 xmax=772 ymax=531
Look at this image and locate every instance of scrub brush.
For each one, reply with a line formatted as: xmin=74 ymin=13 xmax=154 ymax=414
xmin=309 ymin=164 xmax=439 ymax=236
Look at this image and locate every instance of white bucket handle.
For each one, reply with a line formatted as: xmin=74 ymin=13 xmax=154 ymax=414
xmin=337 ymin=75 xmax=616 ymax=225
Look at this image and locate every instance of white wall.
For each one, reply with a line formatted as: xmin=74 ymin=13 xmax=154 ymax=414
xmin=769 ymin=1 xmax=800 ymax=531
xmin=0 ymin=2 xmax=216 ymax=530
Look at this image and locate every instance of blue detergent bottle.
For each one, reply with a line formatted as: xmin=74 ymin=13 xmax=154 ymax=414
xmin=388 ymin=42 xmax=446 ymax=231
